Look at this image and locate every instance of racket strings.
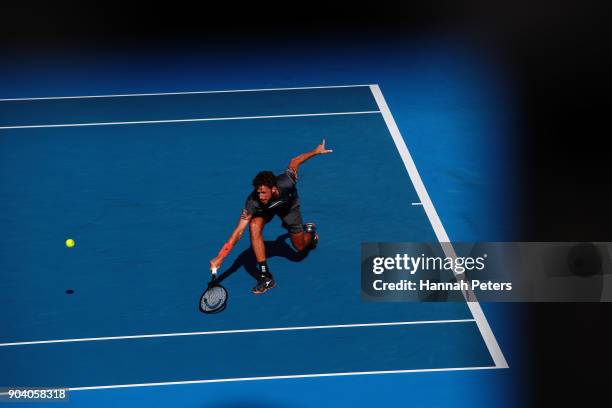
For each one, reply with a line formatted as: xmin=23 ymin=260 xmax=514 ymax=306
xmin=201 ymin=285 xmax=227 ymax=313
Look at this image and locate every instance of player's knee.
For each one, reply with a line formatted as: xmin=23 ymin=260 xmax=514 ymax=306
xmin=290 ymin=234 xmax=307 ymax=252
xmin=250 ymin=222 xmax=263 ymax=237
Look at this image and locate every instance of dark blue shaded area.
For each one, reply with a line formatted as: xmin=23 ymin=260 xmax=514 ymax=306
xmin=0 ymin=87 xmax=377 ymax=127
xmin=0 ymin=322 xmax=492 ymax=388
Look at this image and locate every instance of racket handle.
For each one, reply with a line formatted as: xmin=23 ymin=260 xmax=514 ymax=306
xmin=211 ymin=267 xmax=218 ymax=278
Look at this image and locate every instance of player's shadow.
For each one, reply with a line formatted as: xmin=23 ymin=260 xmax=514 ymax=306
xmin=215 ymin=233 xmax=311 ymax=283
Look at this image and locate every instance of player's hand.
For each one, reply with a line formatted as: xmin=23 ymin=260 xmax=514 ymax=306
xmin=314 ymin=139 xmax=333 ymax=155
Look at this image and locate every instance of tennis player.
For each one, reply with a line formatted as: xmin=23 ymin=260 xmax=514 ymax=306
xmin=210 ymin=140 xmax=333 ymax=294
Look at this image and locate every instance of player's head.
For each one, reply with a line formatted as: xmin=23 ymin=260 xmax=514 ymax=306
xmin=252 ymin=171 xmax=278 ymax=204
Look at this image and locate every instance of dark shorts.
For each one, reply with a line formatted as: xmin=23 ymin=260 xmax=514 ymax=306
xmin=252 ymin=200 xmax=304 ymax=234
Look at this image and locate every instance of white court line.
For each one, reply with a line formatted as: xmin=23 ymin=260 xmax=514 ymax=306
xmin=0 ymin=366 xmax=502 ymax=394
xmin=369 ymin=84 xmax=509 ymax=369
xmin=0 ymin=111 xmax=380 ymax=130
xmin=0 ymin=84 xmax=373 ymax=102
xmin=71 ymin=366 xmax=502 ymax=391
xmin=411 ymin=202 xmax=424 ymax=206
xmin=0 ymin=319 xmax=474 ymax=347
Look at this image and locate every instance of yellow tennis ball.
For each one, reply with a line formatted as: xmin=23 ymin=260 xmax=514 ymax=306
xmin=66 ymin=239 xmax=75 ymax=248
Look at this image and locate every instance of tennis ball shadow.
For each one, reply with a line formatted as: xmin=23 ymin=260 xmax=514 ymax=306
xmin=215 ymin=233 xmax=311 ymax=283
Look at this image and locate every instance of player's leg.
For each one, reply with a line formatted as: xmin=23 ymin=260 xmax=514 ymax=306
xmin=250 ymin=215 xmax=276 ymax=294
xmin=289 ymin=231 xmax=309 ymax=251
xmin=249 ymin=216 xmax=267 ymax=263
xmin=281 ymin=202 xmax=317 ymax=252
xmin=290 ymin=224 xmax=318 ymax=251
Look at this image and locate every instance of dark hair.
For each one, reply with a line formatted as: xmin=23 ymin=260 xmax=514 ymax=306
xmin=252 ymin=171 xmax=277 ymax=188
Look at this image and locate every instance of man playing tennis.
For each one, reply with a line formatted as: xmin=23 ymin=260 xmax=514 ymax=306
xmin=210 ymin=140 xmax=333 ymax=294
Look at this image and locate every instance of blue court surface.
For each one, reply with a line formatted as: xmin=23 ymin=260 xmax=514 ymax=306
xmin=0 ymin=85 xmax=506 ymax=395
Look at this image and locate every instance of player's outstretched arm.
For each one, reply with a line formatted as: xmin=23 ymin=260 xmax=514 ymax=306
xmin=288 ymin=139 xmax=333 ymax=175
xmin=210 ymin=214 xmax=251 ymax=270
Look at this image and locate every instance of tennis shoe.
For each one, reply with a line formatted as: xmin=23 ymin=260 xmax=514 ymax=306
xmin=304 ymin=223 xmax=318 ymax=250
xmin=252 ymin=276 xmax=276 ymax=295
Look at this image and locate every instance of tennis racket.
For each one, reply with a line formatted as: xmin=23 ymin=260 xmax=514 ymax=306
xmin=199 ymin=267 xmax=228 ymax=314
